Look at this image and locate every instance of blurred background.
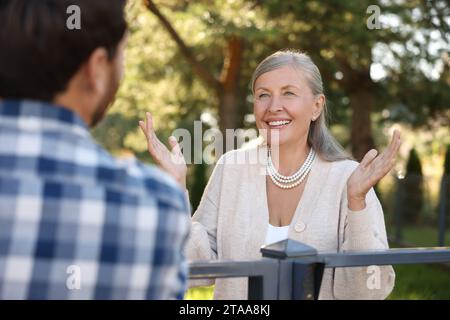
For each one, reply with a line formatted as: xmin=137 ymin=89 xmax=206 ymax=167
xmin=93 ymin=0 xmax=450 ymax=299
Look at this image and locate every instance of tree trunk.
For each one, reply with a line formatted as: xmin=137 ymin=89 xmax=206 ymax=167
xmin=217 ymin=36 xmax=244 ymax=154
xmin=349 ymin=72 xmax=376 ymax=161
xmin=218 ymin=91 xmax=240 ymax=153
xmin=336 ymin=51 xmax=376 ymax=161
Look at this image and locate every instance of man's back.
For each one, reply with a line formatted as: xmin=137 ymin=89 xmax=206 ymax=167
xmin=0 ymin=99 xmax=190 ymax=299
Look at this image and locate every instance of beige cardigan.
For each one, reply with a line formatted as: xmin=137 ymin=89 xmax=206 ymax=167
xmin=186 ymin=144 xmax=395 ymax=300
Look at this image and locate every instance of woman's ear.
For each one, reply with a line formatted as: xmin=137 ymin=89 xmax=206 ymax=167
xmin=312 ymin=94 xmax=325 ymax=120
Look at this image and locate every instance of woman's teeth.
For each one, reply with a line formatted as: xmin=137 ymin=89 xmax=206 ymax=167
xmin=268 ymin=120 xmax=291 ymax=127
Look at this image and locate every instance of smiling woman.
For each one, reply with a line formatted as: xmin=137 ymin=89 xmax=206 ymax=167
xmin=251 ymin=51 xmax=349 ymax=163
xmin=139 ymin=49 xmax=401 ymax=300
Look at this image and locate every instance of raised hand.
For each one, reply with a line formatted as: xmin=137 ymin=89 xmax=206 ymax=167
xmin=347 ymin=130 xmax=401 ymax=209
xmin=139 ymin=112 xmax=187 ymax=189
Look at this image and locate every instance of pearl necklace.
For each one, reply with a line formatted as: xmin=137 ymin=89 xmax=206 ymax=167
xmin=267 ymin=147 xmax=315 ymax=189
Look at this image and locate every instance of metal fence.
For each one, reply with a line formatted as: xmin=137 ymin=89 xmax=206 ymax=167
xmin=189 ymin=239 xmax=450 ymax=300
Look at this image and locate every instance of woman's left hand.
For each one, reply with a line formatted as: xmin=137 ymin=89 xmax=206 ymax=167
xmin=347 ymin=130 xmax=401 ymax=209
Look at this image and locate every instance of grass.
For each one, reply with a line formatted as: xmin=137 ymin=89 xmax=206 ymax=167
xmin=386 ymin=226 xmax=450 ymax=299
xmin=185 ymin=286 xmax=214 ymax=300
xmin=388 ymin=264 xmax=450 ymax=299
xmin=388 ymin=226 xmax=450 ymax=247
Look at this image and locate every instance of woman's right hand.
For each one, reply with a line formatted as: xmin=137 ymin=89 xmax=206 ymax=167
xmin=139 ymin=112 xmax=187 ymax=190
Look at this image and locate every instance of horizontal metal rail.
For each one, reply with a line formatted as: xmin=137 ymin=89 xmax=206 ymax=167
xmin=188 ymin=239 xmax=450 ymax=299
xmin=189 ymin=259 xmax=278 ymax=279
xmin=318 ymin=247 xmax=450 ymax=267
xmin=189 ymin=247 xmax=450 ymax=275
xmin=189 ymin=259 xmax=280 ymax=299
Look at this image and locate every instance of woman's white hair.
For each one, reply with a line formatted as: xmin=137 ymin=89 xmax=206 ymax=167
xmin=251 ymin=49 xmax=353 ymax=162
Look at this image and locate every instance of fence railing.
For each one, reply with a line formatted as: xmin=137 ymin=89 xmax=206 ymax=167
xmin=188 ymin=239 xmax=450 ymax=300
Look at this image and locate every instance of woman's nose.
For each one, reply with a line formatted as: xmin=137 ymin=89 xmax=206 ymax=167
xmin=268 ymin=96 xmax=284 ymax=113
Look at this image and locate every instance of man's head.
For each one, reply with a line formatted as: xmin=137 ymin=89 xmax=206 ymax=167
xmin=0 ymin=0 xmax=128 ymax=127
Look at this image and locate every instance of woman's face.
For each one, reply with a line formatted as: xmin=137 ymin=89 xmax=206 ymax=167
xmin=253 ymin=65 xmax=324 ymax=147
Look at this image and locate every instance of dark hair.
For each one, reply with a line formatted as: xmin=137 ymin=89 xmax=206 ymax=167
xmin=0 ymin=0 xmax=127 ymax=101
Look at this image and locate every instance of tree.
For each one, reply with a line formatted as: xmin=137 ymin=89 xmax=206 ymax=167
xmin=143 ymin=0 xmax=251 ymax=146
xmin=93 ymin=0 xmax=449 ymax=170
xmin=251 ymin=0 xmax=450 ymax=160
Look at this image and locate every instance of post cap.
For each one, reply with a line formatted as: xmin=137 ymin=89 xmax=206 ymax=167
xmin=261 ymin=239 xmax=318 ymax=259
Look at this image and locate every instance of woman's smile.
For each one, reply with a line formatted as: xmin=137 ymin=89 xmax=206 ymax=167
xmin=265 ymin=118 xmax=292 ymax=129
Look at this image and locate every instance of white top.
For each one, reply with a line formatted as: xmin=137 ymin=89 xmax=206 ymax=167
xmin=265 ymin=224 xmax=289 ymax=245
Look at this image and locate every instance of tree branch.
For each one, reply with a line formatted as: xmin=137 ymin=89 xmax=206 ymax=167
xmin=143 ymin=0 xmax=221 ymax=91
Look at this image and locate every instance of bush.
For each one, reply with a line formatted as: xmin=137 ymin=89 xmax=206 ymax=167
xmin=188 ymin=162 xmax=209 ymax=213
xmin=400 ymin=148 xmax=424 ymax=225
xmin=439 ymin=145 xmax=450 ymax=227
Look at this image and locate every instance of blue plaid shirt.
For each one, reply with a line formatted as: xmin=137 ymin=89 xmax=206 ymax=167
xmin=0 ymin=99 xmax=191 ymax=299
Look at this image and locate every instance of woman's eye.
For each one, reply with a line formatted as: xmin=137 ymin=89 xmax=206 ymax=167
xmin=284 ymin=91 xmax=295 ymax=96
xmin=258 ymin=93 xmax=269 ymax=99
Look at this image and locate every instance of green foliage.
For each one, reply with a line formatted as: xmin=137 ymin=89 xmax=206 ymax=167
xmin=252 ymin=0 xmax=450 ymax=127
xmin=93 ymin=1 xmax=216 ymax=157
xmin=94 ymin=0 xmax=449 ymax=157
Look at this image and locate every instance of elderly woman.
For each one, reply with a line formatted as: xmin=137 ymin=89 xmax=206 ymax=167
xmin=139 ymin=50 xmax=400 ymax=300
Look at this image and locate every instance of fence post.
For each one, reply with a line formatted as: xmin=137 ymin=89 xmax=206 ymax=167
xmin=438 ymin=177 xmax=447 ymax=246
xmin=261 ymin=239 xmax=324 ymax=300
xmin=247 ymin=261 xmax=280 ymax=300
xmin=291 ymin=261 xmax=325 ymax=300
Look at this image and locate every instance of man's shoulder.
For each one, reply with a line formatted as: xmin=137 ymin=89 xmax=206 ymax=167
xmin=106 ymin=155 xmax=186 ymax=209
xmin=126 ymin=158 xmax=182 ymax=193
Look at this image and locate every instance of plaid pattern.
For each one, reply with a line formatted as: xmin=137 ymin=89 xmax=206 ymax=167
xmin=0 ymin=99 xmax=190 ymax=299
